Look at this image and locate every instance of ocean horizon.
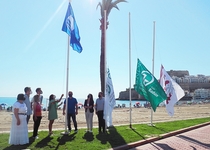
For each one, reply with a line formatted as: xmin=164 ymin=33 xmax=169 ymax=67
xmin=0 ymin=97 xmax=147 ymax=109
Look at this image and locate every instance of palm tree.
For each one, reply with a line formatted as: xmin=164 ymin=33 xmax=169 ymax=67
xmin=97 ymin=0 xmax=127 ymax=94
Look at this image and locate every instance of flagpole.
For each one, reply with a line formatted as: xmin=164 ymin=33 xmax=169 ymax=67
xmin=129 ymin=12 xmax=132 ymax=128
xmin=63 ymin=35 xmax=70 ymax=134
xmin=104 ymin=10 xmax=107 ymax=130
xmin=150 ymin=21 xmax=155 ymax=126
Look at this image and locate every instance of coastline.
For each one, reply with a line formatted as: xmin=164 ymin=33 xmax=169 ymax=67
xmin=0 ymin=103 xmax=210 ymax=133
xmin=115 ymin=98 xmax=146 ymax=101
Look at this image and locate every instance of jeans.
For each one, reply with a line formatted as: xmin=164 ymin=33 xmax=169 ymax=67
xmin=67 ymin=113 xmax=77 ymax=131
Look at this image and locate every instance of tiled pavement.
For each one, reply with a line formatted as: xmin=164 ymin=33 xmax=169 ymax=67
xmin=130 ymin=124 xmax=210 ymax=150
xmin=111 ymin=122 xmax=210 ymax=150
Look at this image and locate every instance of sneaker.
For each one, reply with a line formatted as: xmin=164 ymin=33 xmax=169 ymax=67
xmin=89 ymin=130 xmax=93 ymax=133
xmin=74 ymin=130 xmax=78 ymax=133
xmin=33 ymin=136 xmax=39 ymax=139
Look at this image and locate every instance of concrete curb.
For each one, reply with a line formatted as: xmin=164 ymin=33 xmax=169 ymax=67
xmin=110 ymin=122 xmax=210 ymax=150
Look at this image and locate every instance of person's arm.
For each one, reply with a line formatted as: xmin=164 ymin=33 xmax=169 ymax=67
xmin=84 ymin=100 xmax=88 ymax=108
xmin=63 ymin=104 xmax=66 ymax=115
xmin=56 ymin=94 xmax=64 ymax=103
xmin=14 ymin=108 xmax=20 ymax=125
xmin=90 ymin=100 xmax=94 ymax=109
xmin=33 ymin=102 xmax=37 ymax=121
xmin=31 ymin=97 xmax=34 ymax=109
xmin=95 ymin=100 xmax=97 ymax=114
xmin=75 ymin=103 xmax=78 ymax=115
xmin=57 ymin=102 xmax=63 ymax=108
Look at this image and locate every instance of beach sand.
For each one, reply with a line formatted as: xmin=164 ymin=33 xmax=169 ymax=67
xmin=0 ymin=103 xmax=209 ymax=133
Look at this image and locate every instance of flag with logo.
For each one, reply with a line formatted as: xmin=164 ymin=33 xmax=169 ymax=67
xmin=104 ymin=68 xmax=116 ymax=127
xmin=62 ymin=2 xmax=83 ymax=53
xmin=159 ymin=65 xmax=185 ymax=116
xmin=134 ymin=59 xmax=167 ymax=112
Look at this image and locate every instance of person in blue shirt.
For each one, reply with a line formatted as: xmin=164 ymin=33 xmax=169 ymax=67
xmin=63 ymin=91 xmax=78 ymax=133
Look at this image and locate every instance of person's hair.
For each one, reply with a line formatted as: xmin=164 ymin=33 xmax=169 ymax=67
xmin=88 ymin=94 xmax=94 ymax=102
xmin=33 ymin=95 xmax=40 ymax=102
xmin=99 ymin=92 xmax=103 ymax=97
xmin=24 ymin=87 xmax=31 ymax=93
xmin=49 ymin=94 xmax=54 ymax=101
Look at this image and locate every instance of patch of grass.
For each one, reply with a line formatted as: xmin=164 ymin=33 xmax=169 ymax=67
xmin=0 ymin=117 xmax=209 ymax=150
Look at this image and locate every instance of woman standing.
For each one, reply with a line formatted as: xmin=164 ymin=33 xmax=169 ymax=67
xmin=9 ymin=94 xmax=29 ymax=145
xmin=32 ymin=94 xmax=42 ymax=139
xmin=48 ymin=94 xmax=64 ymax=135
xmin=84 ymin=94 xmax=94 ymax=132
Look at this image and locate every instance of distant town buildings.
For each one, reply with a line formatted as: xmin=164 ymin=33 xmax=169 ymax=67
xmin=118 ymin=70 xmax=210 ymax=100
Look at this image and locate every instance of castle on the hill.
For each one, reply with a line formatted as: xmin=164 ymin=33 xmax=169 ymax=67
xmin=118 ymin=70 xmax=210 ymax=100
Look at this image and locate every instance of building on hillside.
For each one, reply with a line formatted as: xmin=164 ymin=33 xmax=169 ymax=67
xmin=118 ymin=70 xmax=210 ymax=100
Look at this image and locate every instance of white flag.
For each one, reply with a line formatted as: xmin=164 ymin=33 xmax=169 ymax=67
xmin=104 ymin=68 xmax=116 ymax=127
xmin=159 ymin=65 xmax=185 ymax=116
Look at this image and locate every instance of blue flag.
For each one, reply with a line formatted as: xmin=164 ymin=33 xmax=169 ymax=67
xmin=62 ymin=3 xmax=83 ymax=53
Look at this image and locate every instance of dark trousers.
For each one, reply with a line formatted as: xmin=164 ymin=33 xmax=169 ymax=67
xmin=97 ymin=111 xmax=105 ymax=132
xmin=33 ymin=116 xmax=42 ymax=137
xmin=26 ymin=115 xmax=30 ymax=124
xmin=67 ymin=113 xmax=77 ymax=131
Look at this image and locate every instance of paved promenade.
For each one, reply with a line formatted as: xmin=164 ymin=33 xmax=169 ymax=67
xmin=129 ymin=124 xmax=210 ymax=150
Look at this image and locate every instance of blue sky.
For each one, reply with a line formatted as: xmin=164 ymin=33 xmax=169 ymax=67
xmin=1 ymin=0 xmax=210 ymax=99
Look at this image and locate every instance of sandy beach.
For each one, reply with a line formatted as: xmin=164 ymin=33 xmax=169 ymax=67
xmin=0 ymin=103 xmax=209 ymax=133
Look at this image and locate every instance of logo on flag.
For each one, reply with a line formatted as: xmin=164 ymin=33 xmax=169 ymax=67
xmin=159 ymin=65 xmax=185 ymax=116
xmin=134 ymin=59 xmax=167 ymax=112
xmin=104 ymin=68 xmax=115 ymax=127
xmin=62 ymin=3 xmax=83 ymax=53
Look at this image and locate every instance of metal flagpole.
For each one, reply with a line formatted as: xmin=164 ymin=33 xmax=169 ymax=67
xmin=129 ymin=12 xmax=132 ymax=128
xmin=62 ymin=0 xmax=71 ymax=134
xmin=150 ymin=21 xmax=156 ymax=126
xmin=63 ymin=35 xmax=70 ymax=134
xmin=104 ymin=9 xmax=107 ymax=129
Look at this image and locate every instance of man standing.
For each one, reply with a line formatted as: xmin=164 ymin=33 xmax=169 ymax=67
xmin=24 ymin=87 xmax=32 ymax=124
xmin=63 ymin=91 xmax=78 ymax=133
xmin=95 ymin=92 xmax=105 ymax=133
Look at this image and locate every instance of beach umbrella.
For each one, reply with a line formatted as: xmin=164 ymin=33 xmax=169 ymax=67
xmin=1 ymin=103 xmax=8 ymax=106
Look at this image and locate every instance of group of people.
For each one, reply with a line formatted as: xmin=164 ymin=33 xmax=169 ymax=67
xmin=9 ymin=87 xmax=44 ymax=145
xmin=8 ymin=87 xmax=107 ymax=146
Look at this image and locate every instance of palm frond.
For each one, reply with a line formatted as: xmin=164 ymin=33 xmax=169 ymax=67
xmin=97 ymin=0 xmax=127 ymax=18
xmin=107 ymin=0 xmax=127 ymax=16
xmin=96 ymin=2 xmax=103 ymax=17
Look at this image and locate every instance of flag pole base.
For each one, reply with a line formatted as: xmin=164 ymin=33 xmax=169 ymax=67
xmin=148 ymin=123 xmax=155 ymax=126
xmin=126 ymin=124 xmax=136 ymax=130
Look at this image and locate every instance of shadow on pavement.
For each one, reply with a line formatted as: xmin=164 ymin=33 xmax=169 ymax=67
xmin=177 ymin=135 xmax=210 ymax=148
xmin=152 ymin=143 xmax=176 ymax=150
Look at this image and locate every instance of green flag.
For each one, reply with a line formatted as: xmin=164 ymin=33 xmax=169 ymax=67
xmin=134 ymin=59 xmax=167 ymax=112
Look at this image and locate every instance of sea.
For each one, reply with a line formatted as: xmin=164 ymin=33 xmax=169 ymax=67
xmin=1 ymin=97 xmax=202 ymax=111
xmin=0 ymin=97 xmax=147 ymax=109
